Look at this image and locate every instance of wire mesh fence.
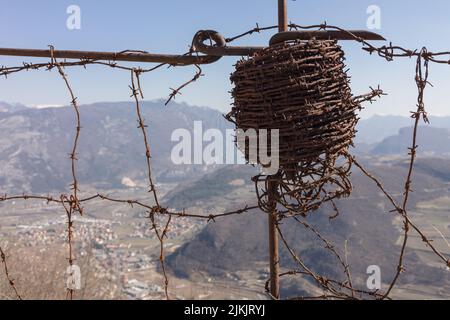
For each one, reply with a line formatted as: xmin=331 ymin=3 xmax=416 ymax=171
xmin=0 ymin=23 xmax=449 ymax=300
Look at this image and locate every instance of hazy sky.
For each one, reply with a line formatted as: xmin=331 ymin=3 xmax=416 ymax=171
xmin=0 ymin=0 xmax=449 ymax=118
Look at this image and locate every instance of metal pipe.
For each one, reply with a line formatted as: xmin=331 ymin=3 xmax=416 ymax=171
xmin=265 ymin=0 xmax=287 ymax=301
xmin=270 ymin=30 xmax=386 ymax=45
xmin=278 ymin=0 xmax=288 ymax=33
xmin=268 ymin=177 xmax=280 ymax=300
xmin=0 ymin=47 xmax=221 ymax=66
xmin=0 ymin=28 xmax=386 ymax=66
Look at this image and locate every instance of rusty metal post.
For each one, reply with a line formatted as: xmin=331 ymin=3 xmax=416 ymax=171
xmin=267 ymin=176 xmax=280 ymax=299
xmin=278 ymin=0 xmax=288 ymax=33
xmin=265 ymin=0 xmax=288 ymax=301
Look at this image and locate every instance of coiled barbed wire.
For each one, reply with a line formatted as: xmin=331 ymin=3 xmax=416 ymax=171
xmin=228 ymin=38 xmax=386 ymax=216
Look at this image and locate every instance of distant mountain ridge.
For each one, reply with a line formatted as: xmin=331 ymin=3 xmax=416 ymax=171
xmin=1 ymin=101 xmax=450 ymax=298
xmin=1 ymin=101 xmax=450 ymax=192
xmin=0 ymin=100 xmax=231 ymax=193
xmin=0 ymin=101 xmax=27 ymax=113
xmin=371 ymin=126 xmax=450 ymax=155
xmin=356 ymin=114 xmax=450 ymax=144
xmin=165 ymin=161 xmax=450 ymax=297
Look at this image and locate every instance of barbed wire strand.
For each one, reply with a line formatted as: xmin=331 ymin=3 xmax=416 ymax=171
xmin=292 ymin=217 xmax=354 ymax=296
xmin=49 ymin=45 xmax=85 ymax=300
xmin=226 ymin=22 xmax=450 ymax=299
xmin=275 ymin=224 xmax=383 ymax=300
xmin=0 ymin=247 xmax=23 ymax=300
xmin=130 ymin=69 xmax=171 ymax=299
xmin=380 ymin=47 xmax=430 ymax=299
xmin=350 ymin=157 xmax=450 ymax=267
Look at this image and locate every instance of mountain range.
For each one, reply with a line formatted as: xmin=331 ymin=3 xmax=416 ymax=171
xmin=164 ymin=160 xmax=450 ymax=297
xmin=356 ymin=114 xmax=450 ymax=144
xmin=0 ymin=101 xmax=27 ymax=113
xmin=1 ymin=100 xmax=450 ymax=298
xmin=0 ymin=100 xmax=230 ymax=193
xmin=1 ymin=100 xmax=450 ymax=194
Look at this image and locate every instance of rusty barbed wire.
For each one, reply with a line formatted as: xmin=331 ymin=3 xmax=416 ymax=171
xmin=0 ymin=23 xmax=450 ymax=301
xmin=275 ymin=224 xmax=387 ymax=300
xmin=130 ymin=68 xmax=171 ymax=299
xmin=0 ymin=40 xmax=227 ymax=299
xmin=225 ymin=22 xmax=450 ymax=64
xmin=350 ymin=157 xmax=450 ymax=267
xmin=225 ymin=23 xmax=450 ymax=299
xmin=292 ymin=216 xmax=354 ymax=295
xmin=381 ymin=48 xmax=430 ymax=299
xmin=0 ymin=247 xmax=23 ymax=300
xmin=337 ymin=50 xmax=450 ymax=300
xmin=49 ymin=45 xmax=84 ymax=300
xmin=166 ymin=65 xmax=203 ymax=106
xmin=227 ymin=36 xmax=386 ymax=218
xmin=60 ymin=195 xmax=76 ymax=300
xmin=0 ymin=193 xmax=259 ymax=220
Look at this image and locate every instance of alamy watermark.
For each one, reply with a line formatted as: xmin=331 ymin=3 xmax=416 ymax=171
xmin=367 ymin=5 xmax=381 ymax=30
xmin=66 ymin=5 xmax=81 ymax=30
xmin=171 ymin=121 xmax=280 ymax=175
xmin=66 ymin=265 xmax=81 ymax=291
xmin=366 ymin=265 xmax=381 ymax=290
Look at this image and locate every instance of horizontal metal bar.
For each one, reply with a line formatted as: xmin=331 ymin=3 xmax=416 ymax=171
xmin=194 ymin=43 xmax=264 ymax=57
xmin=191 ymin=30 xmax=386 ymax=57
xmin=270 ymin=30 xmax=386 ymax=45
xmin=0 ymin=47 xmax=222 ymax=66
xmin=0 ymin=29 xmax=386 ymax=66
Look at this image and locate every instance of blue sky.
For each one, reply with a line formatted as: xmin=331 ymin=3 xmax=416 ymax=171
xmin=0 ymin=0 xmax=450 ymax=118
